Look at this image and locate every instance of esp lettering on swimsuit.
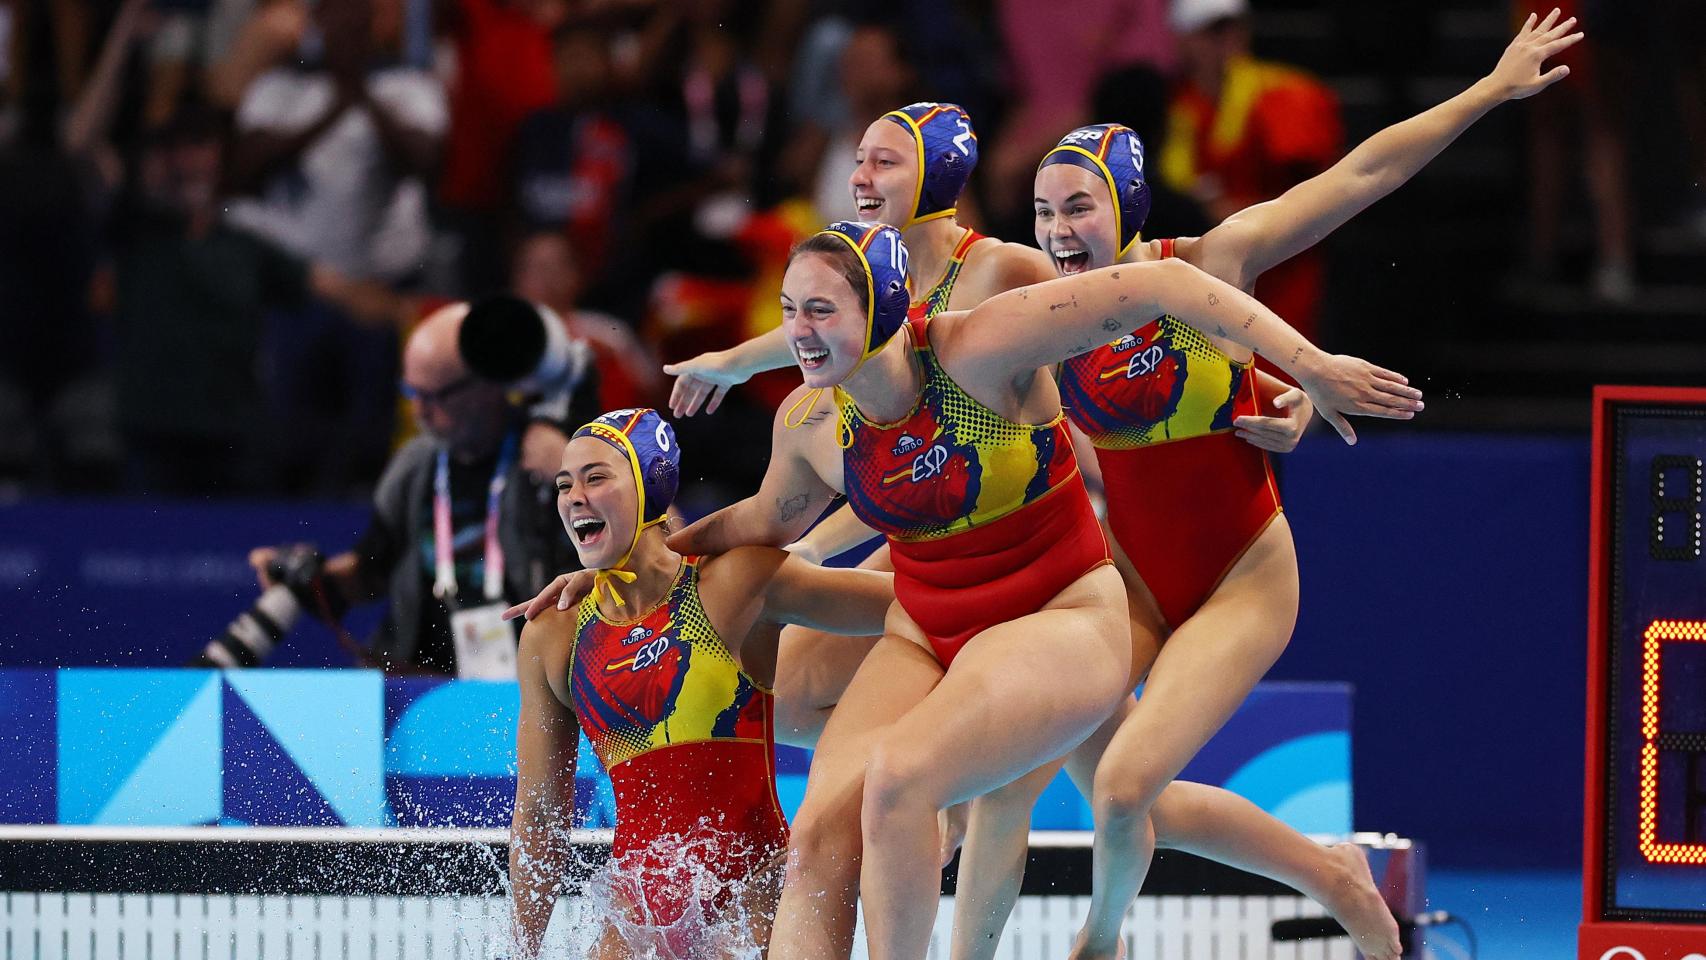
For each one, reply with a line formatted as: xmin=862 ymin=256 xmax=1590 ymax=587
xmin=882 ymin=437 xmax=952 ymax=485
xmin=909 ymin=444 xmax=950 ymax=482
xmin=1110 ymin=334 xmax=1164 ymax=379
xmin=608 ymin=624 xmax=670 ymax=674
xmin=631 ymin=635 xmax=671 ymax=672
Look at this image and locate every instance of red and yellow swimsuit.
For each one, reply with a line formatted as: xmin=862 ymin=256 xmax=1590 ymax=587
xmin=1057 ymin=239 xmax=1282 ymax=629
xmin=838 ymin=318 xmax=1110 ymax=667
xmin=567 ymin=556 xmax=786 ymax=927
xmin=907 ymin=228 xmax=986 ymax=322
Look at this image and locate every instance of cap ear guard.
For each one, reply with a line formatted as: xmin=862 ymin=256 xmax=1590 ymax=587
xmin=1039 ymin=124 xmax=1152 ymax=258
xmin=570 ymin=408 xmax=681 ymax=605
xmin=882 ymin=103 xmax=979 ymax=228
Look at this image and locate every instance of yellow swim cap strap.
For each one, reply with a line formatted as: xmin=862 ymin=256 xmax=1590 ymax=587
xmin=883 ymin=109 xmax=928 ymax=228
xmin=783 ymin=387 xmax=826 ymax=429
xmin=909 ymin=206 xmax=958 ymax=226
xmin=592 ymin=514 xmax=668 ymax=608
xmin=591 ymin=567 xmax=639 ymax=608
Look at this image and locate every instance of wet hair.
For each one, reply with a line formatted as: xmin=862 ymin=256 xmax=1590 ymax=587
xmin=787 ymin=233 xmax=871 ymax=318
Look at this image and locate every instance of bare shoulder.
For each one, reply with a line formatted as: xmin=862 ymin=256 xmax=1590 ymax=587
xmin=694 ymin=546 xmax=787 ymax=655
xmin=519 ymin=605 xmax=578 ymax=704
xmin=970 ymin=240 xmax=1055 ymax=293
xmin=923 ymin=307 xmax=981 ymax=352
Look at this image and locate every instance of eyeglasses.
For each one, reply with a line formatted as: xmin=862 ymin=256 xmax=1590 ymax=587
xmin=400 ymin=375 xmax=478 ymax=407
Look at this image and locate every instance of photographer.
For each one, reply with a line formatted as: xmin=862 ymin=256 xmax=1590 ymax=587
xmin=201 ymin=299 xmax=598 ymax=676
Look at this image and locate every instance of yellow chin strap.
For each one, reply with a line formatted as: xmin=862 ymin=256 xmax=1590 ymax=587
xmin=583 ymin=422 xmax=669 ymax=608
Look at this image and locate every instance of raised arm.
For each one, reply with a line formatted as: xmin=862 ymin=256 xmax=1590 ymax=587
xmin=509 ymin=618 xmax=580 ymax=960
xmin=762 ymin=558 xmax=895 ymax=636
xmin=967 ymin=258 xmax=1422 ymax=442
xmin=664 ymin=327 xmax=796 ymax=418
xmin=666 ymin=389 xmax=841 ymax=554
xmin=1193 ymin=10 xmax=1583 ymax=288
xmin=61 ymin=0 xmax=149 ymax=159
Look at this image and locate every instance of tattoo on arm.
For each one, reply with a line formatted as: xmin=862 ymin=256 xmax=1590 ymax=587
xmin=1243 ymin=314 xmax=1256 ymax=330
xmin=1207 ymin=293 xmax=1219 ymax=306
xmin=1215 ymin=324 xmax=1228 ymax=338
xmin=1289 ymin=347 xmax=1304 ymax=368
xmin=1101 ymin=317 xmax=1120 ymax=332
xmin=776 ymin=493 xmax=811 ymax=524
xmin=1111 ymin=271 xmax=1120 ymax=279
xmin=1118 ymin=294 xmax=1129 ymax=303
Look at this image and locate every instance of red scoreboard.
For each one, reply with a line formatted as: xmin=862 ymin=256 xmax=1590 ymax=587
xmin=1581 ymin=387 xmax=1706 ymax=959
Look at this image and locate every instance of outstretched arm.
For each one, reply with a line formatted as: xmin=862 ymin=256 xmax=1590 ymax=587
xmin=664 ymin=328 xmax=796 ymax=417
xmin=509 ymin=620 xmax=580 ymax=960
xmin=966 ymin=258 xmax=1422 ymax=443
xmin=666 ymin=389 xmax=841 ymax=554
xmin=763 ymin=558 xmax=894 ymax=636
xmin=1194 ymin=9 xmax=1583 ymax=288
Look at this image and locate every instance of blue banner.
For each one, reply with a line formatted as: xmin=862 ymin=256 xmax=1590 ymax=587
xmin=0 ymin=668 xmax=1350 ymax=833
xmin=0 ymin=500 xmax=376 ymax=669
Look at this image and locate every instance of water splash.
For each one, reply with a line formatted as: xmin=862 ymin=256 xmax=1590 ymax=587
xmin=546 ymin=828 xmax=778 ymax=959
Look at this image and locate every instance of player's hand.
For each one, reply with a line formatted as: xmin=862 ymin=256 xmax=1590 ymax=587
xmin=663 ymin=350 xmax=751 ymax=418
xmin=502 ymin=569 xmax=597 ymax=621
xmin=1296 ymin=355 xmax=1423 ymax=446
xmin=248 ymin=547 xmax=281 ymax=590
xmin=1490 ymin=8 xmax=1584 ymax=100
xmin=1233 ymin=387 xmax=1314 ymax=453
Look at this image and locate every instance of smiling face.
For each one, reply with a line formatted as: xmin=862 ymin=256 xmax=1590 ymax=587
xmin=557 ymin=436 xmax=640 ymax=570
xmin=1033 ymin=162 xmax=1121 ymax=277
xmin=848 ymin=118 xmax=918 ymax=227
xmin=779 ymin=249 xmax=870 ymax=388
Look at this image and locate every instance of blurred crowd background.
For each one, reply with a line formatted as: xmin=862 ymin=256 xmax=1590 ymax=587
xmin=0 ymin=0 xmax=1702 ymax=506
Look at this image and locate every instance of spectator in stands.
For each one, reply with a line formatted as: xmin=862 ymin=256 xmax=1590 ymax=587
xmin=59 ymin=0 xmax=407 ymax=496
xmin=798 ymin=19 xmax=922 ymax=223
xmin=1518 ymin=0 xmax=1636 ymax=302
xmin=0 ymin=0 xmax=104 ymax=487
xmin=246 ymin=303 xmax=590 ymax=675
xmin=1091 ymin=62 xmax=1214 ymax=241
xmin=983 ymin=0 xmax=1178 ymax=236
xmin=226 ymin=0 xmax=446 ymax=493
xmin=436 ymin=0 xmax=561 ymax=295
xmin=510 ymin=18 xmax=682 ymax=315
xmin=509 ymin=231 xmax=662 ymax=412
xmin=1160 ymin=0 xmax=1343 ymax=345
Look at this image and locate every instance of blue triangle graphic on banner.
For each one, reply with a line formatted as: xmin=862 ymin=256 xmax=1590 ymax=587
xmin=222 ymin=682 xmax=342 ymax=826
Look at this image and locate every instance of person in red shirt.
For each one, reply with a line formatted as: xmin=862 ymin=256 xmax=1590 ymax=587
xmin=1160 ymin=0 xmax=1342 ymax=348
xmin=437 ymin=0 xmax=560 ymax=293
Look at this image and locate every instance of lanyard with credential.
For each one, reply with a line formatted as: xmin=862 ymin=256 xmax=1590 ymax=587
xmin=432 ymin=433 xmax=517 ymax=603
